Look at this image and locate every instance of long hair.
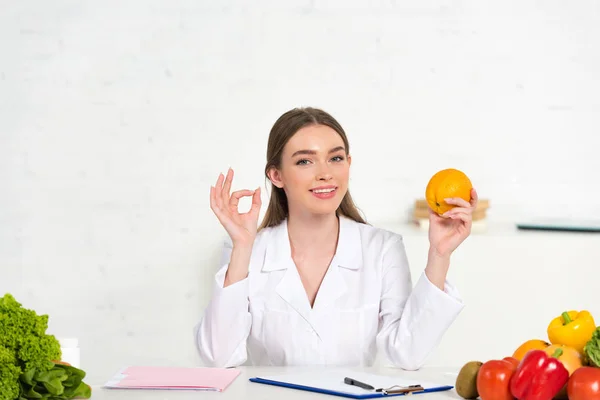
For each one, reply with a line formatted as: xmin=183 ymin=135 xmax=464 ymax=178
xmin=258 ymin=107 xmax=367 ymax=230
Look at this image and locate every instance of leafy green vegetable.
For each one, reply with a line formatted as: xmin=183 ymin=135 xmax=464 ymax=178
xmin=0 ymin=345 xmax=21 ymax=400
xmin=0 ymin=294 xmax=91 ymax=400
xmin=583 ymin=325 xmax=600 ymax=367
xmin=18 ymin=363 xmax=91 ymax=400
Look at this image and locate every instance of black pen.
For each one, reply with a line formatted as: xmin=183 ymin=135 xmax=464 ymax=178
xmin=344 ymin=377 xmax=374 ymax=391
xmin=376 ymin=384 xmax=425 ymax=394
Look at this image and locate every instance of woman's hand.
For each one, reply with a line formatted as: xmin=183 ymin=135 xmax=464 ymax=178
xmin=428 ymin=188 xmax=478 ymax=258
xmin=210 ymin=168 xmax=262 ymax=249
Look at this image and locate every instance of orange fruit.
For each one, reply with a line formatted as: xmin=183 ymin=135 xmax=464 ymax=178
xmin=544 ymin=344 xmax=582 ymax=376
xmin=425 ymin=168 xmax=473 ymax=215
xmin=512 ymin=339 xmax=551 ymax=361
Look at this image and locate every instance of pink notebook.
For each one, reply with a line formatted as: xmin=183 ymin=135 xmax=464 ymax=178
xmin=103 ymin=366 xmax=241 ymax=391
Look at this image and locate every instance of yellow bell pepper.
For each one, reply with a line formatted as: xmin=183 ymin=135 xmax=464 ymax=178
xmin=547 ymin=310 xmax=596 ymax=355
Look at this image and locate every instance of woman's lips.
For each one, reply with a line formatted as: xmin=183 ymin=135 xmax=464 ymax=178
xmin=310 ymin=186 xmax=338 ymax=199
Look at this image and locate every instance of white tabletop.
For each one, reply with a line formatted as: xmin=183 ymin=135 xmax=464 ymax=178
xmin=90 ymin=365 xmax=461 ymax=399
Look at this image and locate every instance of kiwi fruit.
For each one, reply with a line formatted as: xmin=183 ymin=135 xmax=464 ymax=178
xmin=455 ymin=361 xmax=483 ymax=399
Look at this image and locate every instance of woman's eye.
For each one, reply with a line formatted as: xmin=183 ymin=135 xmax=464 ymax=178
xmin=331 ymin=156 xmax=344 ymax=162
xmin=296 ymin=159 xmax=310 ymax=165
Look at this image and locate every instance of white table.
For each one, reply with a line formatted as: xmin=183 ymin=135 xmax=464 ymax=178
xmin=90 ymin=365 xmax=461 ymax=399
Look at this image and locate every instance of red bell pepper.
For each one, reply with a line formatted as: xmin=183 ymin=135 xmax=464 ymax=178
xmin=510 ymin=348 xmax=569 ymax=400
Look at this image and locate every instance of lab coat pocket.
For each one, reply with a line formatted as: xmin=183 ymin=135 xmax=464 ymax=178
xmin=260 ymin=310 xmax=298 ymax=364
xmin=330 ymin=304 xmax=379 ymax=365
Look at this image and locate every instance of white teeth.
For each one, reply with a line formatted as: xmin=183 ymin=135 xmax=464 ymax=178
xmin=313 ymin=188 xmax=335 ymax=193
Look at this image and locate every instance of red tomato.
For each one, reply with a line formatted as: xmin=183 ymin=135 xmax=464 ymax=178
xmin=502 ymin=356 xmax=520 ymax=369
xmin=477 ymin=359 xmax=517 ymax=400
xmin=567 ymin=367 xmax=600 ymax=400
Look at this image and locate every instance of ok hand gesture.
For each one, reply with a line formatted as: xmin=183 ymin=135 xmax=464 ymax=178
xmin=210 ymin=168 xmax=262 ymax=248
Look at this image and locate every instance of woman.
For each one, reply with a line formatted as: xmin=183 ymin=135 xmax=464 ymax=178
xmin=195 ymin=107 xmax=477 ymax=370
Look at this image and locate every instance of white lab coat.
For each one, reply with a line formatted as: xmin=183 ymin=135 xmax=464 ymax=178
xmin=195 ymin=216 xmax=464 ymax=370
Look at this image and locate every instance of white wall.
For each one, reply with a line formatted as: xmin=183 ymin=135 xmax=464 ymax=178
xmin=1 ymin=0 xmax=599 ymax=385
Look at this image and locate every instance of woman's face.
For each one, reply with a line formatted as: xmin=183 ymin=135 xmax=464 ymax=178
xmin=269 ymin=124 xmax=351 ymax=217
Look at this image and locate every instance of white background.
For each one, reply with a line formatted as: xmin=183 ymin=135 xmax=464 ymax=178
xmin=1 ymin=0 xmax=599 ymax=384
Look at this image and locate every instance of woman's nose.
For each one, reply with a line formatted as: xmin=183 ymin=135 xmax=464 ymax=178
xmin=316 ymin=166 xmax=333 ymax=181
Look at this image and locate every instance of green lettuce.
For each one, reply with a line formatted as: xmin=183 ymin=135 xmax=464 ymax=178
xmin=0 ymin=294 xmax=91 ymax=400
xmin=583 ymin=326 xmax=600 ymax=367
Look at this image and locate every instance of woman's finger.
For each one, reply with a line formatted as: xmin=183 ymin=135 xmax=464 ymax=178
xmin=210 ymin=188 xmax=231 ymax=224
xmin=229 ymin=189 xmax=256 ymax=210
xmin=449 ymin=212 xmax=471 ymax=224
xmin=222 ymin=168 xmax=234 ymax=206
xmin=443 ymin=206 xmax=473 ymax=217
xmin=251 ymin=187 xmax=262 ymax=214
xmin=444 ymin=197 xmax=472 ymax=208
xmin=239 ymin=187 xmax=263 ymax=218
xmin=210 ymin=186 xmax=216 ymax=211
xmin=214 ymin=173 xmax=225 ymax=209
xmin=444 ymin=209 xmax=471 ymax=218
xmin=470 ymin=188 xmax=479 ymax=208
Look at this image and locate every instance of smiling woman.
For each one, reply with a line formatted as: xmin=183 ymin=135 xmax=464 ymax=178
xmin=259 ymin=108 xmax=365 ymax=229
xmin=194 ymin=107 xmax=478 ymax=370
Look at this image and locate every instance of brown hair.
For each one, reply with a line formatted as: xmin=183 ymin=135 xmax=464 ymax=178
xmin=258 ymin=107 xmax=367 ymax=230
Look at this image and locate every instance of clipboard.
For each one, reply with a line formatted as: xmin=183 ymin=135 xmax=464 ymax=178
xmin=249 ymin=369 xmax=453 ymax=398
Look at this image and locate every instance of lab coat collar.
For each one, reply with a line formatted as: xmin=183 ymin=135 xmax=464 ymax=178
xmin=263 ymin=216 xmax=364 ymax=330
xmin=335 ymin=215 xmax=363 ymax=270
xmin=262 ymin=215 xmax=363 ymax=272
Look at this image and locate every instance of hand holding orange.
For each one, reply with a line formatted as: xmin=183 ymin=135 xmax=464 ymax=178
xmin=426 ymin=168 xmax=473 ymax=215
